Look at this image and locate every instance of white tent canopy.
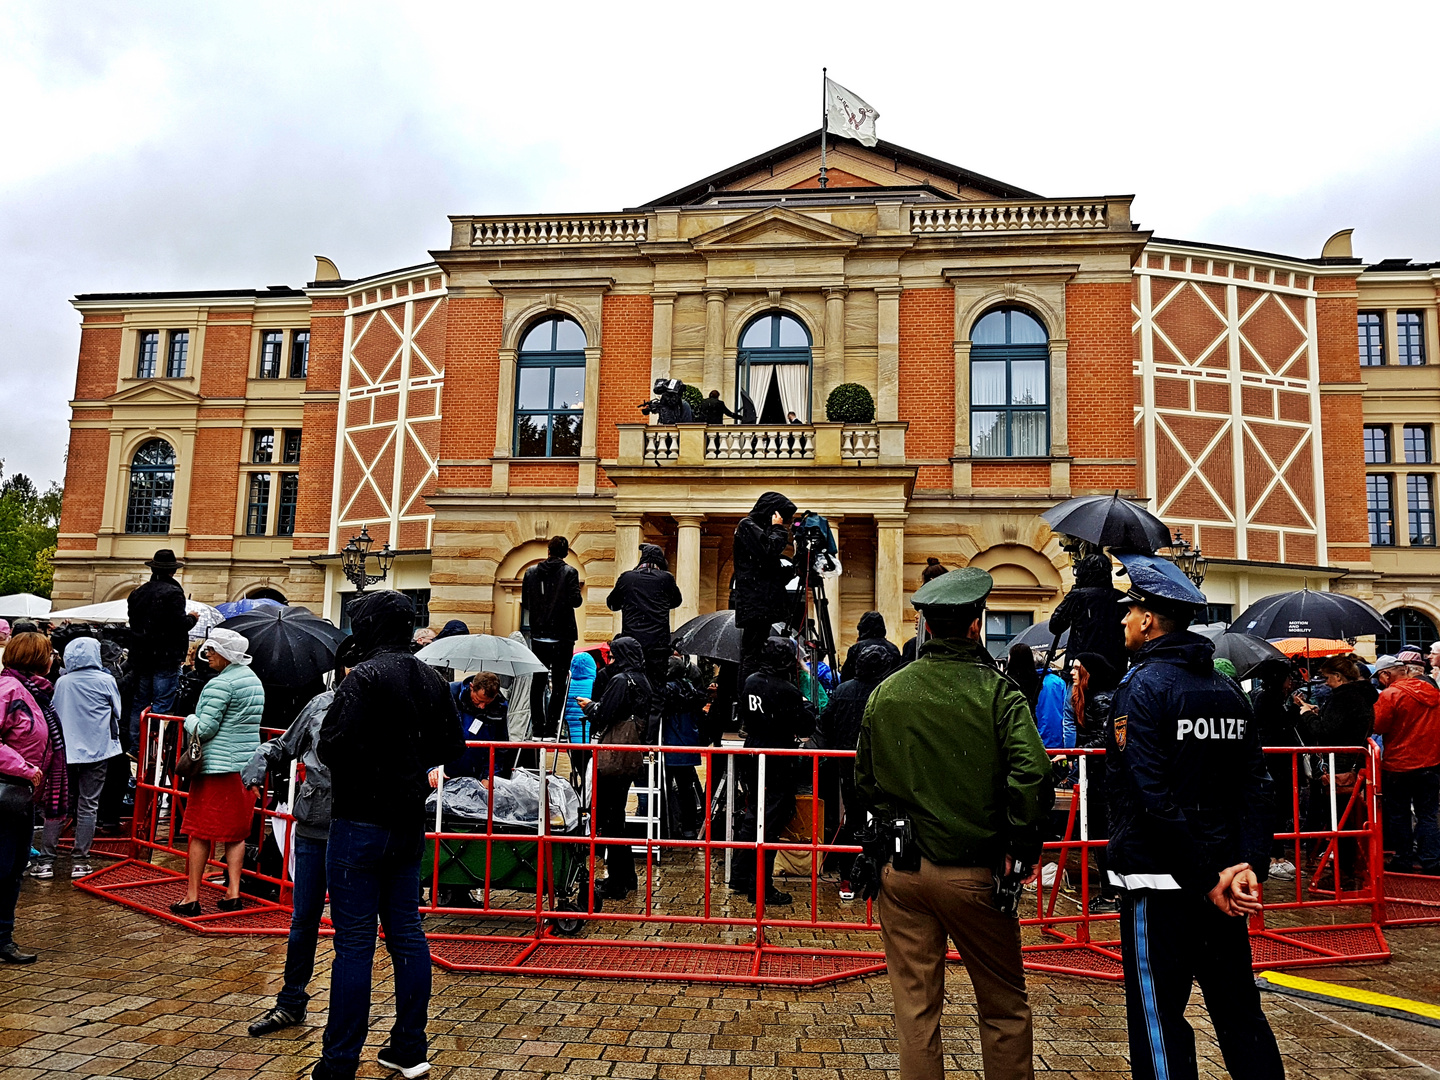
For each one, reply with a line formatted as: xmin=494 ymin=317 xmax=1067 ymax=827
xmin=0 ymin=593 xmax=52 ymax=619
xmin=52 ymin=597 xmax=218 ymax=626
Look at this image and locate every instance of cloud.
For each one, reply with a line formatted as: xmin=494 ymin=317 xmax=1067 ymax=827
xmin=3 ymin=0 xmax=1440 ymax=487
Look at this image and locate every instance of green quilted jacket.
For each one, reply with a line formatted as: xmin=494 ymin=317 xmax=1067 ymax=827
xmin=184 ymin=662 xmax=265 ymax=776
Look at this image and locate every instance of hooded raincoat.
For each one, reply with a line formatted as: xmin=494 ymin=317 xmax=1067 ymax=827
xmin=54 ymin=638 xmax=122 ymax=765
xmin=839 ymin=612 xmax=901 ymax=682
xmin=731 ymin=492 xmax=796 ymax=629
xmin=585 ymin=636 xmax=653 ymax=742
xmin=606 ymin=545 xmax=682 ymax=651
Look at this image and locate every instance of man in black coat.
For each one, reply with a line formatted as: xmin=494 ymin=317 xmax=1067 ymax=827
xmin=731 ymin=492 xmax=795 ymax=688
xmin=734 ymin=635 xmax=816 ymax=907
xmin=314 ymin=590 xmax=464 ymax=1080
xmin=1049 ymin=553 xmax=1128 ymax=677
xmin=606 ymin=544 xmax=682 ymax=702
xmin=1105 ymin=554 xmax=1280 ymax=1080
xmin=125 ymin=549 xmax=197 ymax=752
xmin=696 ymin=390 xmax=738 ymax=426
xmin=838 ymin=611 xmax=900 ymax=682
xmin=521 ymin=536 xmax=583 ymax=738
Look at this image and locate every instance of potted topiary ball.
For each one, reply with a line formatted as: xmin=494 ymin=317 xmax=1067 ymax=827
xmin=682 ymin=383 xmax=705 ymax=418
xmin=825 ymin=383 xmax=876 ymax=424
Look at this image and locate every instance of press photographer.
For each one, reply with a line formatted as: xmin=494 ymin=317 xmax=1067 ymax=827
xmin=638 ymin=378 xmax=694 ymax=424
xmin=731 ymin=491 xmax=796 ymax=687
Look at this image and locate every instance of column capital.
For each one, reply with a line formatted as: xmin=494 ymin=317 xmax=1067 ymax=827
xmin=674 ymin=514 xmax=705 ymax=529
xmin=704 ymin=288 xmax=729 ymax=303
xmin=612 ymin=513 xmax=644 ymax=527
xmin=824 ymin=286 xmax=849 ymax=300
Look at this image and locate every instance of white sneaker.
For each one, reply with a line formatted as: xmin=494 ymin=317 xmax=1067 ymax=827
xmin=24 ymin=861 xmax=54 ymax=880
xmin=71 ymin=861 xmax=93 ymax=879
xmin=1269 ymin=859 xmax=1295 ymax=880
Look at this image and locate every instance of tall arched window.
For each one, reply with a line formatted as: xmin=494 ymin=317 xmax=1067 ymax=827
xmin=738 ymin=312 xmax=812 ymax=424
xmin=1375 ymin=607 xmax=1439 ymax=656
xmin=516 ymin=315 xmax=586 ymax=457
xmin=970 ymin=307 xmax=1049 ymax=457
xmin=125 ymin=439 xmax=176 ymax=534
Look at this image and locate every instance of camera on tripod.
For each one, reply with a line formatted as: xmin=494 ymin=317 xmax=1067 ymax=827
xmin=791 ymin=510 xmax=837 ymax=573
xmin=638 ymin=378 xmax=693 ymax=423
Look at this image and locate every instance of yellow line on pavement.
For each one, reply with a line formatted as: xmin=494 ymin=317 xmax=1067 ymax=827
xmin=1260 ymin=970 xmax=1440 ymax=1022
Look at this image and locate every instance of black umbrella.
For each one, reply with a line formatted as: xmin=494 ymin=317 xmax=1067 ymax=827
xmin=671 ymin=610 xmax=741 ymax=662
xmin=1192 ymin=623 xmax=1287 ymax=680
xmin=1041 ymin=492 xmax=1171 ymax=553
xmin=1010 ymin=619 xmax=1070 ymax=654
xmin=1228 ymin=589 xmax=1390 ymax=642
xmin=217 ymin=605 xmax=348 ymax=687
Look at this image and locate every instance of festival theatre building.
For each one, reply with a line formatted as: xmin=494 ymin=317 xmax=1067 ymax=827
xmin=52 ymin=133 xmax=1440 ymax=655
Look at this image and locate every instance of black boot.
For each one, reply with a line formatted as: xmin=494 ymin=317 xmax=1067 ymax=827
xmin=0 ymin=942 xmax=37 ymax=964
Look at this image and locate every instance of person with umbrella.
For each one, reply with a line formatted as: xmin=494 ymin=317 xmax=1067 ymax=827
xmin=441 ymin=671 xmax=516 ymax=785
xmin=1294 ymin=653 xmax=1376 ymax=882
xmin=1048 ymin=553 xmax=1128 ymax=678
xmin=1106 ymin=553 xmax=1281 ymax=1080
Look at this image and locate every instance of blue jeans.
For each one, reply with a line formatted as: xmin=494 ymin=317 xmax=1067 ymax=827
xmin=1383 ymin=766 xmax=1440 ymax=867
xmin=0 ymin=810 xmax=34 ymax=947
xmin=322 ymin=819 xmax=430 ymax=1077
xmin=128 ymin=668 xmax=181 ymax=752
xmin=276 ymin=835 xmax=327 ymax=1016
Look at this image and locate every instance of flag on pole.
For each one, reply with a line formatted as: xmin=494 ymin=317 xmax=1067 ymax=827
xmin=824 ymin=78 xmax=879 ymax=147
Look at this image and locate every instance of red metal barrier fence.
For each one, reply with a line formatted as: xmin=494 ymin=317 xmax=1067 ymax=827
xmin=76 ymin=712 xmax=1391 ymax=985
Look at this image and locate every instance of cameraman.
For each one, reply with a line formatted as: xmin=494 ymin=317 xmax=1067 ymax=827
xmin=732 ymin=492 xmax=796 ymax=687
xmin=855 ymin=568 xmax=1050 ymax=1080
xmin=640 ymin=378 xmax=693 ymax=425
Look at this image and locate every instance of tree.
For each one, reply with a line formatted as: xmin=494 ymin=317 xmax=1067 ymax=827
xmin=0 ymin=461 xmax=62 ymax=597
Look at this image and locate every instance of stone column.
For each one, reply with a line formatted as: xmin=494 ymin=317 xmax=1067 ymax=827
xmin=675 ymin=515 xmax=703 ymax=627
xmin=703 ymin=289 xmax=727 ymax=392
xmin=875 ymin=516 xmax=907 ymax=647
xmin=877 ymin=286 xmax=902 ymax=422
xmin=953 ymin=337 xmax=972 ymax=495
xmin=491 ymin=347 xmax=517 ymax=493
xmin=822 ymin=287 xmax=847 ymax=414
xmin=579 ymin=344 xmax=602 ymax=494
xmin=612 ymin=514 xmax=642 ymax=635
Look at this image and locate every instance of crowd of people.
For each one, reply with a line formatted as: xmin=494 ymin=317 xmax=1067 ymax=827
xmin=4 ymin=507 xmax=1440 ymax=1080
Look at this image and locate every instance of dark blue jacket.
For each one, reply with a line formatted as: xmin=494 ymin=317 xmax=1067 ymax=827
xmin=448 ymin=678 xmax=516 ymax=781
xmin=1105 ymin=631 xmax=1272 ymax=895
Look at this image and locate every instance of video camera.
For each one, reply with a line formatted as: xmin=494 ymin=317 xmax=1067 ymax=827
xmin=791 ymin=510 xmax=837 ymax=573
xmin=639 ymin=378 xmax=685 ymax=417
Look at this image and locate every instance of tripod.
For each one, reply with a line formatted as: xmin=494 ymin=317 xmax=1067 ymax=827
xmin=794 ymin=531 xmax=839 ymax=680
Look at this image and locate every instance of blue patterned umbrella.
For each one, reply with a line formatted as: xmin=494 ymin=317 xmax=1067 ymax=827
xmin=215 ymin=597 xmax=285 ymax=620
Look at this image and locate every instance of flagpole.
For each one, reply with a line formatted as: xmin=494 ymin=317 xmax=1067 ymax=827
xmin=819 ymin=67 xmax=828 ymax=189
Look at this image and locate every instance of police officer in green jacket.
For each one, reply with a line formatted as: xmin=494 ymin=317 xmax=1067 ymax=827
xmin=855 ymin=567 xmax=1051 ymax=1080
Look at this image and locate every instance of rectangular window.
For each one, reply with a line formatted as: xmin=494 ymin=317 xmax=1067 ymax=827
xmin=1404 ymin=425 xmax=1431 ymax=464
xmin=1358 ymin=311 xmax=1385 ymax=366
xmin=1203 ymin=603 xmax=1233 ymax=625
xmin=1409 ymin=474 xmax=1435 ymax=546
xmin=166 ymin=330 xmax=189 ymax=378
xmin=282 ymin=429 xmax=302 ymax=464
xmin=984 ymin=611 xmax=1033 ymax=655
xmin=1364 ymin=425 xmax=1391 ymax=464
xmin=1398 ymin=311 xmax=1426 ymax=366
xmin=246 ymin=473 xmax=271 ymax=536
xmin=289 ymin=330 xmax=310 ymax=378
xmin=514 ymin=359 xmax=585 ymax=457
xmin=252 ymin=429 xmax=274 ymax=463
xmin=341 ymin=587 xmax=430 ymax=633
xmin=137 ymin=330 xmax=160 ymax=378
xmin=259 ymin=330 xmax=283 ymax=378
xmin=276 ymin=472 xmax=299 ymax=536
xmin=1368 ymin=474 xmax=1394 ymax=546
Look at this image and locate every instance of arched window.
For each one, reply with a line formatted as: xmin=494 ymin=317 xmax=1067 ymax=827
xmin=516 ymin=315 xmax=586 ymax=457
xmin=970 ymin=307 xmax=1049 ymax=457
xmin=1375 ymin=607 xmax=1439 ymax=656
xmin=125 ymin=439 xmax=176 ymax=534
xmin=738 ymin=312 xmax=812 ymax=424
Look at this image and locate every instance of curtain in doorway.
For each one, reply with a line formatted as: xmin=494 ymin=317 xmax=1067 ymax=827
xmin=774 ymin=364 xmax=808 ymax=422
xmin=747 ymin=364 xmax=775 ymax=421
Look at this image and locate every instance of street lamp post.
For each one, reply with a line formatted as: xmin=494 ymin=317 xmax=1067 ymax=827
xmin=339 ymin=526 xmax=396 ymax=594
xmin=1167 ymin=529 xmax=1209 ymax=587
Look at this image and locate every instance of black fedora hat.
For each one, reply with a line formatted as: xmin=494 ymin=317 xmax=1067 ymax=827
xmin=144 ymin=549 xmax=185 ymax=570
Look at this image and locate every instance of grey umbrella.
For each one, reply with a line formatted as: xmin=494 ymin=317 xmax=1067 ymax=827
xmin=415 ymin=634 xmax=547 ymax=676
xmin=1192 ymin=622 xmax=1287 ymax=680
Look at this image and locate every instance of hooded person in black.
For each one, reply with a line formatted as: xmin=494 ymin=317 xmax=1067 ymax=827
xmin=606 ymin=543 xmax=682 ymax=709
xmin=733 ymin=636 xmax=816 ymax=906
xmin=812 ymin=640 xmax=891 ymax=885
xmin=580 ymin=636 xmax=653 ymax=899
xmin=839 ymin=611 xmax=901 ymax=682
xmin=732 ymin=492 xmax=796 ymax=690
xmin=1049 ymin=554 xmax=1128 ymax=676
xmin=521 ymin=536 xmax=584 ymax=738
xmin=315 ymin=589 xmax=465 ymax=1080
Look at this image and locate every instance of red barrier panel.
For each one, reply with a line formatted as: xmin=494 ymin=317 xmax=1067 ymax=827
xmin=78 ymin=714 xmax=1390 ymax=983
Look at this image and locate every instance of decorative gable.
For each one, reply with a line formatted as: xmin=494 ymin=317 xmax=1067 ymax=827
xmin=105 ymin=380 xmax=204 ymax=407
xmin=690 ymin=207 xmax=862 ymax=254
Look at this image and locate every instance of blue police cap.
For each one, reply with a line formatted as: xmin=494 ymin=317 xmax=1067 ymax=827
xmin=1114 ymin=552 xmax=1206 ymax=616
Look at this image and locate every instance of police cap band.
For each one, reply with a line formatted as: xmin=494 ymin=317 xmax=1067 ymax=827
xmin=911 ymin=566 xmax=993 ymax=611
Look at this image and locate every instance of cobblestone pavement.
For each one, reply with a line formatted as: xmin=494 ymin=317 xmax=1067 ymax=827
xmin=4 ymin=869 xmax=1440 ymax=1080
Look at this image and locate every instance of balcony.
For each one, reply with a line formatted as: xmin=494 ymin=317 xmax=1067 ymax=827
xmin=615 ymin=422 xmax=906 ymax=468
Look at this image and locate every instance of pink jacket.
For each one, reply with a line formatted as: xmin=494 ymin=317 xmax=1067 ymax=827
xmin=0 ymin=672 xmax=50 ymax=783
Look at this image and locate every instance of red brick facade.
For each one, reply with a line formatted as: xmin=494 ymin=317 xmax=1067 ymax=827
xmin=897 ymin=288 xmax=954 ymax=491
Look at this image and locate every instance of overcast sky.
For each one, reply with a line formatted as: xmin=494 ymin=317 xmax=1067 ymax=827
xmin=4 ymin=1 xmax=1439 ymax=488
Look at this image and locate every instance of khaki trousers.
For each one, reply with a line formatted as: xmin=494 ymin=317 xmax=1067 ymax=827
xmin=879 ymin=858 xmax=1034 ymax=1080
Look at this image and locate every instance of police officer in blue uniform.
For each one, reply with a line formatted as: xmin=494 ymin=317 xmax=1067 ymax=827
xmin=1106 ymin=554 xmax=1283 ymax=1080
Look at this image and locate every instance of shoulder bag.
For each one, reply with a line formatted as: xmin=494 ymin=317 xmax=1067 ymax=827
xmin=595 ymin=676 xmax=646 ymax=780
xmin=0 ymin=775 xmax=35 ymax=816
xmin=175 ymin=728 xmax=206 ymax=780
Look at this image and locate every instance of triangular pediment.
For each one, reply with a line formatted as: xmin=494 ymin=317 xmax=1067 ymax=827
xmin=691 ymin=207 xmax=862 ymax=252
xmin=105 ymin=381 xmax=204 ymax=407
xmin=644 ymin=130 xmax=1040 ymax=207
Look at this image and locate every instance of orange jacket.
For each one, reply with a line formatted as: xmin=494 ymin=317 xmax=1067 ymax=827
xmin=1374 ymin=677 xmax=1440 ymax=773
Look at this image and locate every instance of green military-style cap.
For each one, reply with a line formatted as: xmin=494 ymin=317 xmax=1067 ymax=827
xmin=911 ymin=565 xmax=993 ymax=611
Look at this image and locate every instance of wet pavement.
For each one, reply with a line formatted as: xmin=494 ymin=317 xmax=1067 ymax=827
xmin=4 ymin=865 xmax=1440 ymax=1080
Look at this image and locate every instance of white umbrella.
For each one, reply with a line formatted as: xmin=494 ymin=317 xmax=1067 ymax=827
xmin=187 ymin=602 xmax=224 ymax=639
xmin=415 ymin=633 xmax=547 ymax=676
xmin=0 ymin=593 xmax=52 ymax=619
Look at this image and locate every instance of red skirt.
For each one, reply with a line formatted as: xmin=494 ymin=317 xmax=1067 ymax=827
xmin=183 ymin=772 xmax=255 ymax=843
